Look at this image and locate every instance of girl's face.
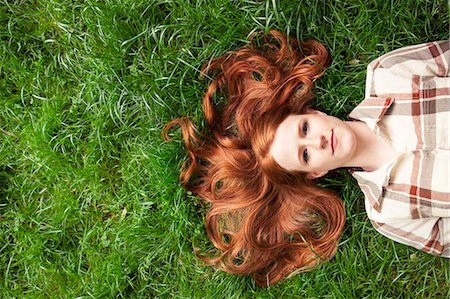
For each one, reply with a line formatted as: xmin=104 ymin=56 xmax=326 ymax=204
xmin=269 ymin=111 xmax=357 ymax=178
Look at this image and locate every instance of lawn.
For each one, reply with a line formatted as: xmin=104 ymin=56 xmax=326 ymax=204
xmin=0 ymin=0 xmax=449 ymax=298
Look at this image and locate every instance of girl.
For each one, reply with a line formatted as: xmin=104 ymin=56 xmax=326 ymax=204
xmin=163 ymin=31 xmax=449 ymax=286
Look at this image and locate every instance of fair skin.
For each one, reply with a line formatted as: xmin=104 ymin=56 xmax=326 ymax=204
xmin=270 ymin=110 xmax=400 ymax=178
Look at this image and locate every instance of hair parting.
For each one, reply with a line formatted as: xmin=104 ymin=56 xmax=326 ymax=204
xmin=163 ymin=30 xmax=345 ymax=286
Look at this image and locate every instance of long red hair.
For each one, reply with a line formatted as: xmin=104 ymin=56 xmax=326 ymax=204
xmin=163 ymin=30 xmax=345 ymax=286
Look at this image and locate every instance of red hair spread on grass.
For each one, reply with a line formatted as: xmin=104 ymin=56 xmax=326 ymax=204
xmin=163 ymin=30 xmax=345 ymax=286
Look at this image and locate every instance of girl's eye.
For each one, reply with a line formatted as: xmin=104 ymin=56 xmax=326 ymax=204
xmin=303 ymin=149 xmax=309 ymax=163
xmin=302 ymin=121 xmax=309 ymax=135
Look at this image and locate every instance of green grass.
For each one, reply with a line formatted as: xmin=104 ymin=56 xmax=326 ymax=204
xmin=0 ymin=0 xmax=449 ymax=297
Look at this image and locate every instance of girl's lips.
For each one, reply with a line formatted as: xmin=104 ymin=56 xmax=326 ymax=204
xmin=331 ymin=129 xmax=335 ymax=154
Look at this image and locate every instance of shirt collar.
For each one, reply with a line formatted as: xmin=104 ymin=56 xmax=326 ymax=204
xmin=348 ymin=97 xmax=394 ymax=131
xmin=351 ymin=160 xmax=398 ymax=213
xmin=348 ymin=96 xmax=395 ymax=213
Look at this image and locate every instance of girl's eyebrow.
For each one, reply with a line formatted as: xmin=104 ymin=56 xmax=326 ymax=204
xmin=297 ymin=119 xmax=302 ymax=137
xmin=298 ymin=119 xmax=304 ymax=138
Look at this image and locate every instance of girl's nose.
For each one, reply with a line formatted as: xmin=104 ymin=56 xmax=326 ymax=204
xmin=319 ymin=135 xmax=326 ymax=149
xmin=301 ymin=135 xmax=327 ymax=149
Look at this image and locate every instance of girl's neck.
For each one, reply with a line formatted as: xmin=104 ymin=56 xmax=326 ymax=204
xmin=345 ymin=121 xmax=399 ymax=171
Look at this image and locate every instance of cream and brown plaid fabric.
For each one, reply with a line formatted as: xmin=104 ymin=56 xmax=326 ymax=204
xmin=349 ymin=41 xmax=450 ymax=257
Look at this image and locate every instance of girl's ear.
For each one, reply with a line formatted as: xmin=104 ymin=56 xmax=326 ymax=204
xmin=306 ymin=109 xmax=326 ymax=115
xmin=307 ymin=170 xmax=328 ymax=179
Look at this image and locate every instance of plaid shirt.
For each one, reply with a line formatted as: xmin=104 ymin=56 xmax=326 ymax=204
xmin=348 ymin=41 xmax=450 ymax=257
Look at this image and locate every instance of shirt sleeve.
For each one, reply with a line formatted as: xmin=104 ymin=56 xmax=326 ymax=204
xmin=369 ymin=41 xmax=450 ymax=77
xmin=365 ymin=41 xmax=450 ymax=97
xmin=370 ymin=218 xmax=450 ymax=257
